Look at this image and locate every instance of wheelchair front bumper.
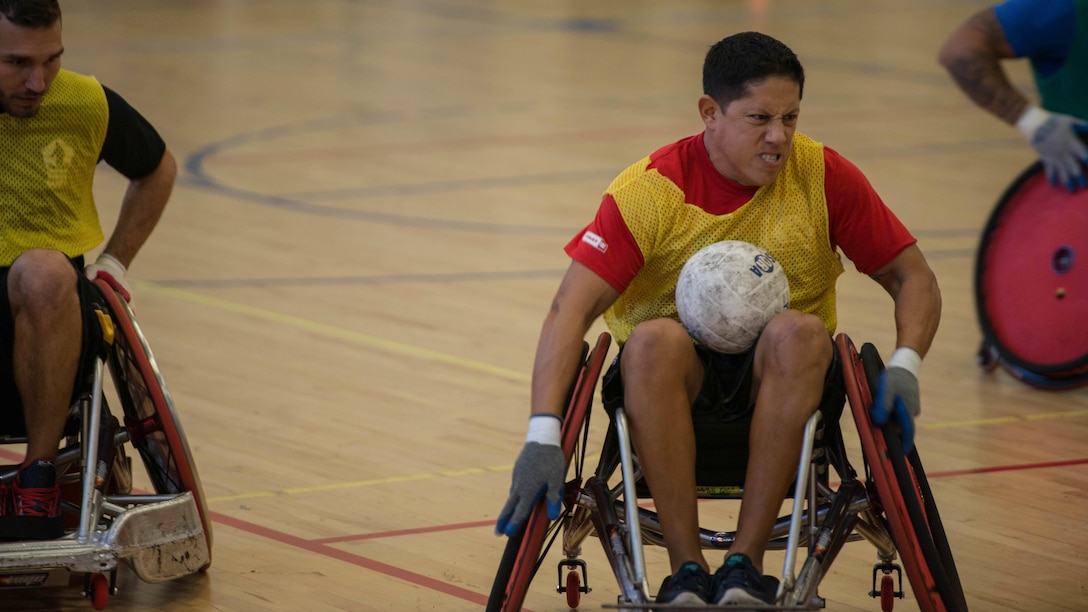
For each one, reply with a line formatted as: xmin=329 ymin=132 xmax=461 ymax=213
xmin=0 ymin=491 xmax=208 ymax=585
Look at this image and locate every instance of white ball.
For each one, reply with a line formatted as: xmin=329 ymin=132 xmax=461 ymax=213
xmin=675 ymin=240 xmax=790 ymax=354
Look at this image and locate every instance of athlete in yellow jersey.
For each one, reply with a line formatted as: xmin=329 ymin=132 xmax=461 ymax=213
xmin=0 ymin=0 xmax=176 ymax=539
xmin=496 ymin=32 xmax=942 ymax=606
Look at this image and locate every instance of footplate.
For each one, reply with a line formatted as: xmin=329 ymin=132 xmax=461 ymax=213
xmin=0 ymin=492 xmax=208 ymax=584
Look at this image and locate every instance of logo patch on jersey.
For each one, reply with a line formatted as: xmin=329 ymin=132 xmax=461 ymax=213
xmin=582 ymin=231 xmax=608 ymax=253
xmin=42 ymin=139 xmax=75 ymax=189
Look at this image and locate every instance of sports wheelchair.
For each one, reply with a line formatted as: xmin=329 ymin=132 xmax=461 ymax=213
xmin=0 ymin=277 xmax=212 ymax=610
xmin=975 ymin=160 xmax=1088 ymax=389
xmin=488 ymin=332 xmax=967 ymax=611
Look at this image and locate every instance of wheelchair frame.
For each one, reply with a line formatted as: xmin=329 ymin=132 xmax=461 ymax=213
xmin=488 ymin=332 xmax=967 ymax=611
xmin=0 ymin=278 xmax=212 ymax=610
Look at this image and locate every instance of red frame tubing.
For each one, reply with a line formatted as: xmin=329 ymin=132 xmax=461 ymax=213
xmin=836 ymin=334 xmax=948 ymax=612
xmin=92 ymin=278 xmax=214 ymax=566
xmin=487 ymin=333 xmax=611 ymax=612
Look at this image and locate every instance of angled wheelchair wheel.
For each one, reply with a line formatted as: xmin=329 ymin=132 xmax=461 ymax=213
xmin=93 ymin=279 xmax=214 ymax=567
xmin=975 ymin=162 xmax=1088 ymax=389
xmin=487 ymin=332 xmax=611 ymax=612
xmin=836 ymin=334 xmax=966 ymax=612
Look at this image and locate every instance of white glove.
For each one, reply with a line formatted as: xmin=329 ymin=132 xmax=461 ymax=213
xmin=85 ymin=253 xmax=132 ymax=302
xmin=1016 ymin=105 xmax=1088 ymax=192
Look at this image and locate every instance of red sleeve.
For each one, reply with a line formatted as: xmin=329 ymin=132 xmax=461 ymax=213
xmin=564 ymin=194 xmax=645 ymax=293
xmin=824 ymin=147 xmax=916 ymax=274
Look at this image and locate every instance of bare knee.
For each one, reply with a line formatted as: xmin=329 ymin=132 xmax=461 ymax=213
xmin=751 ymin=311 xmax=831 ymax=420
xmin=8 ymin=250 xmax=79 ymax=317
xmin=620 ymin=319 xmax=702 ymax=413
xmin=756 ymin=311 xmax=831 ymax=373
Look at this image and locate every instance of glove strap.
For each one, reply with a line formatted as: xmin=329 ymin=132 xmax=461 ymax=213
xmin=526 ymin=414 xmax=561 ymax=446
xmin=888 ymin=347 xmax=921 ymax=377
xmin=1016 ymin=105 xmax=1048 ymax=140
xmin=95 ymin=252 xmax=128 ymax=276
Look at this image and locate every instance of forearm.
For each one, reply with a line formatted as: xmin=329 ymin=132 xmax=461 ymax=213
xmin=892 ymin=270 xmax=942 ymax=359
xmin=100 ymin=148 xmax=177 ymax=267
xmin=530 ymin=302 xmax=595 ymax=419
xmin=939 ymin=10 xmax=1027 ymax=125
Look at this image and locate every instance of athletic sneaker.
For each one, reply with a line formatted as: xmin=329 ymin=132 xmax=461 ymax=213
xmin=0 ymin=461 xmax=65 ymax=540
xmin=712 ymin=553 xmax=774 ymax=606
xmin=656 ymin=561 xmax=712 ymax=606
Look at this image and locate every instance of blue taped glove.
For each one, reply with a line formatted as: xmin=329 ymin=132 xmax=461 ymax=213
xmin=495 ymin=441 xmax=565 ymax=537
xmin=872 ymin=366 xmax=919 ymax=455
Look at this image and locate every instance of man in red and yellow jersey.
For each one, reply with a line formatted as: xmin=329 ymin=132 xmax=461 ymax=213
xmin=0 ymin=0 xmax=175 ymax=539
xmin=496 ymin=32 xmax=941 ymax=606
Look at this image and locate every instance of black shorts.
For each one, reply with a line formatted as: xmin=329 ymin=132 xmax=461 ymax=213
xmin=600 ymin=336 xmax=845 ymax=488
xmin=0 ymin=256 xmax=101 ymax=434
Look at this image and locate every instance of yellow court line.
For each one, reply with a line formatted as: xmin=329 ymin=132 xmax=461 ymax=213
xmin=136 ymin=284 xmax=1088 ymax=500
xmin=208 ymin=406 xmax=1088 ymax=503
xmin=138 ymin=281 xmax=530 ymax=384
xmin=1025 ymin=408 xmax=1088 ymax=421
xmin=207 ymin=468 xmax=513 ymax=504
xmin=284 ymin=473 xmax=435 ymax=495
xmin=919 ymin=417 xmax=1019 ymax=430
xmin=919 ymin=407 xmax=1088 ymax=430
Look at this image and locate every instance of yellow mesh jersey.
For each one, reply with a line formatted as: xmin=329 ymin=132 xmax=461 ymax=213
xmin=0 ymin=70 xmax=108 ymax=266
xmin=603 ymin=132 xmax=844 ymax=344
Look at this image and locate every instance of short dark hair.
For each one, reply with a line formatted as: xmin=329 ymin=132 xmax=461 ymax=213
xmin=0 ymin=0 xmax=61 ymax=27
xmin=703 ymin=32 xmax=805 ymax=109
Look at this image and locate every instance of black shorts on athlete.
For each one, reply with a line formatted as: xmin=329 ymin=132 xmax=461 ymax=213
xmin=0 ymin=256 xmax=102 ymax=435
xmin=600 ymin=334 xmax=845 ymax=488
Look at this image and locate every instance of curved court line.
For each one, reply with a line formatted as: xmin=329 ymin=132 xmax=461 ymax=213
xmin=181 ymin=116 xmax=591 ymax=236
xmin=181 ymin=111 xmax=1000 ymax=241
xmin=137 ymin=281 xmax=531 ymax=384
xmin=180 ymin=172 xmax=577 ymax=236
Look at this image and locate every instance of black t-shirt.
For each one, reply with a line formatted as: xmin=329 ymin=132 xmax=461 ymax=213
xmin=98 ymin=86 xmax=167 ymax=179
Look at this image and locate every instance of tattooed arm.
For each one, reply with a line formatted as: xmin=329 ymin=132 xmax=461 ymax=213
xmin=938 ymin=7 xmax=1026 ymax=125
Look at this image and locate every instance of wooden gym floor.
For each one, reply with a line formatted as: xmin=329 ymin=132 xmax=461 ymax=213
xmin=0 ymin=0 xmax=1085 ymax=610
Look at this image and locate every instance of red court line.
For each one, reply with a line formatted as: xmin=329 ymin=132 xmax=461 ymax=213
xmin=213 ymin=456 xmax=1088 ymax=608
xmin=210 ymin=511 xmax=490 ymax=607
xmin=924 ymin=457 xmax=1088 ymax=478
xmin=311 ymin=519 xmax=494 ymax=545
xmin=4 ymin=435 xmax=1084 ymax=608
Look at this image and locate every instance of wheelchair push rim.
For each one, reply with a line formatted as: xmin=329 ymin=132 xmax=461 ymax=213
xmin=975 ymin=161 xmax=1088 ymax=386
xmin=836 ymin=334 xmax=966 ymax=612
xmin=93 ymin=278 xmax=214 ymax=567
xmin=486 ymin=332 xmax=611 ymax=612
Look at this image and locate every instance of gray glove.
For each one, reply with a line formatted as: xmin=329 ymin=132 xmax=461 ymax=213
xmin=1017 ymin=105 xmax=1088 ymax=192
xmin=877 ymin=366 xmax=920 ymax=418
xmin=495 ymin=441 xmax=565 ymax=537
xmin=872 ymin=366 xmax=920 ymax=454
